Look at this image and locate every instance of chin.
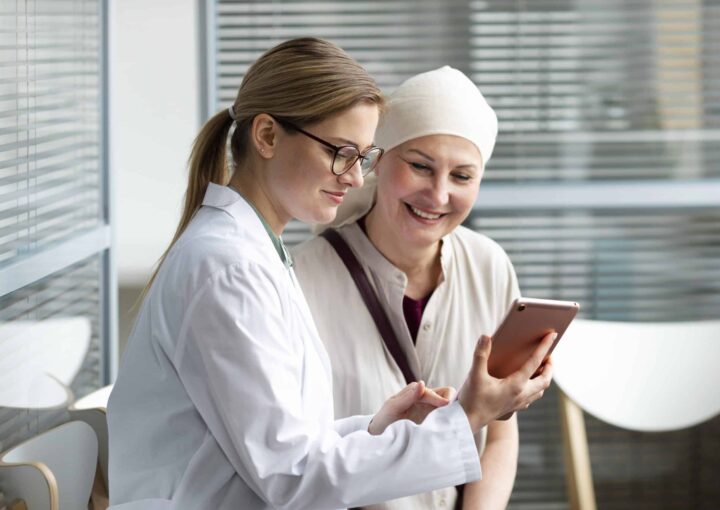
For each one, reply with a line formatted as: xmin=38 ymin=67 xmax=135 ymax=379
xmin=406 ymin=225 xmax=448 ymax=246
xmin=298 ymin=207 xmax=337 ymax=226
xmin=412 ymin=234 xmax=443 ymax=249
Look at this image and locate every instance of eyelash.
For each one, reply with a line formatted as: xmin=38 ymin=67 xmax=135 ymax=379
xmin=453 ymin=173 xmax=472 ymax=182
xmin=408 ymin=161 xmax=472 ymax=182
xmin=410 ymin=162 xmax=431 ymax=171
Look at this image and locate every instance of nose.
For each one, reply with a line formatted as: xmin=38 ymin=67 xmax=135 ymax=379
xmin=337 ymin=159 xmax=364 ymax=189
xmin=428 ymin=176 xmax=449 ymax=207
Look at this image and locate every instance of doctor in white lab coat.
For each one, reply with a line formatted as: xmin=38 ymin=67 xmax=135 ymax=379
xmin=107 ymin=38 xmax=554 ymax=510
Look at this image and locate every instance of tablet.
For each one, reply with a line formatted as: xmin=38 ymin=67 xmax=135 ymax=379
xmin=487 ymin=297 xmax=579 ymax=378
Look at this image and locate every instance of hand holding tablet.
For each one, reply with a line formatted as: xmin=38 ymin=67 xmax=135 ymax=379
xmin=457 ymin=297 xmax=579 ymax=428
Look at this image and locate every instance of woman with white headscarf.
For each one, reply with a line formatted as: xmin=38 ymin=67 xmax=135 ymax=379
xmin=293 ymin=66 xmax=523 ymax=510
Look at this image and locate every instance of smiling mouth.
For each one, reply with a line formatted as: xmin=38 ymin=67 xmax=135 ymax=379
xmin=323 ymin=190 xmax=346 ymax=204
xmin=406 ymin=203 xmax=445 ymax=220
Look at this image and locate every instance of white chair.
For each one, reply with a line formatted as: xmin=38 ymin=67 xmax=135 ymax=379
xmin=71 ymin=385 xmax=113 ymax=411
xmin=0 ymin=421 xmax=98 ymax=510
xmin=0 ymin=318 xmax=92 ymax=409
xmin=552 ymin=319 xmax=720 ymax=510
xmin=69 ymin=384 xmax=113 ymax=491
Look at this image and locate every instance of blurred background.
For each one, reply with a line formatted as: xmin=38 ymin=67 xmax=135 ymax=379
xmin=1 ymin=0 xmax=719 ymax=508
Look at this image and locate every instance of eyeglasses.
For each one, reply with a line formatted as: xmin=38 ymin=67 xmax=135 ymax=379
xmin=274 ymin=117 xmax=383 ymax=177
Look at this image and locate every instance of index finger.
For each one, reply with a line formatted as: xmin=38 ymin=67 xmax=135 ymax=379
xmin=419 ymin=387 xmax=451 ymax=407
xmin=430 ymin=386 xmax=457 ymax=402
xmin=526 ymin=357 xmax=554 ymax=394
xmin=517 ymin=331 xmax=557 ymax=379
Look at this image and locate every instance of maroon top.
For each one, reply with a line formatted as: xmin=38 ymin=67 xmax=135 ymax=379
xmin=358 ymin=215 xmax=433 ymax=344
xmin=402 ymin=294 xmax=432 ymax=344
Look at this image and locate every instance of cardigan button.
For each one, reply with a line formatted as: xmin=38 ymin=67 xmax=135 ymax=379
xmin=422 ymin=322 xmax=432 ymax=331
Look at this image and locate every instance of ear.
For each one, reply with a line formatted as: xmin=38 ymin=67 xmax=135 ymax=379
xmin=250 ymin=113 xmax=279 ymax=159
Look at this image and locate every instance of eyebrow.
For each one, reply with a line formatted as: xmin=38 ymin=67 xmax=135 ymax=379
xmin=407 ymin=148 xmax=435 ymax=162
xmin=331 ymin=137 xmax=378 ymax=152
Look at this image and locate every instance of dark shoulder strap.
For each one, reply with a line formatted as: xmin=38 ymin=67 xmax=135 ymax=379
xmin=321 ymin=229 xmax=417 ymax=384
xmin=321 ymin=229 xmax=465 ymax=510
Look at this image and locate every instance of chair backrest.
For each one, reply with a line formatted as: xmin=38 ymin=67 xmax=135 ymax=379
xmin=0 ymin=318 xmax=91 ymax=409
xmin=0 ymin=463 xmax=54 ymax=510
xmin=69 ymin=384 xmax=113 ymax=490
xmin=69 ymin=384 xmax=113 ymax=487
xmin=553 ymin=318 xmax=720 ymax=432
xmin=71 ymin=385 xmax=113 ymax=411
xmin=0 ymin=421 xmax=98 ymax=510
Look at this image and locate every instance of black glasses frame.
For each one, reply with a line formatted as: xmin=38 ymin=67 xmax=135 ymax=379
xmin=273 ymin=117 xmax=383 ymax=176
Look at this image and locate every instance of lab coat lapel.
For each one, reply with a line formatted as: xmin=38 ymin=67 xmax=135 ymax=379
xmin=202 ymin=182 xmax=333 ymax=385
xmin=288 ymin=269 xmax=333 ymax=384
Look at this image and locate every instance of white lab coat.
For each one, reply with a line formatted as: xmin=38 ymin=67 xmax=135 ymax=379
xmin=107 ymin=183 xmax=481 ymax=510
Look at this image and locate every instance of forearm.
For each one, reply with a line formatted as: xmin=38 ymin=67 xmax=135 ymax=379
xmin=462 ymin=415 xmax=519 ymax=510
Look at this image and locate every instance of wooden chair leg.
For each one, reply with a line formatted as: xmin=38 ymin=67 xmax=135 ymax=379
xmin=558 ymin=387 xmax=597 ymax=510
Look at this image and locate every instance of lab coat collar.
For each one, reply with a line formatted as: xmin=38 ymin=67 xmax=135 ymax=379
xmin=202 ymin=182 xmax=247 ymax=213
xmin=200 ymin=182 xmax=280 ymax=263
xmin=202 ymin=183 xmax=295 ymax=268
xmin=201 ymin=185 xmax=332 ymax=379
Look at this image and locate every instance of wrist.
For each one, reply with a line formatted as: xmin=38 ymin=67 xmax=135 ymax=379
xmin=459 ymin=398 xmax=490 ymax=434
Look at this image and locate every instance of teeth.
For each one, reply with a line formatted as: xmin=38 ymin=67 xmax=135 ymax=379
xmin=409 ymin=205 xmax=441 ymax=220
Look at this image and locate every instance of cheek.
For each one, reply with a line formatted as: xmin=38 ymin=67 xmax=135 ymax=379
xmin=383 ymin=170 xmax=419 ymax=203
xmin=453 ymin=186 xmax=480 ymax=217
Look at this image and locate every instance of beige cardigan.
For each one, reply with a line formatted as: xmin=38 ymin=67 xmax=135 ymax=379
xmin=293 ymin=222 xmax=520 ymax=510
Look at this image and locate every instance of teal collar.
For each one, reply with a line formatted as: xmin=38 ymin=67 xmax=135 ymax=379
xmin=228 ymin=185 xmax=293 ymax=268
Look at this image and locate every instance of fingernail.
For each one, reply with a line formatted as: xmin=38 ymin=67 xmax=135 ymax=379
xmin=551 ymin=332 xmax=558 ymax=341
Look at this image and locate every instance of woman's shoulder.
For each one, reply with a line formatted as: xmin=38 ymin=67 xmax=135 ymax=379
xmin=161 ymin=208 xmax=284 ymax=292
xmin=450 ymin=225 xmax=511 ymax=262
xmin=292 ymin=235 xmax=333 ymax=276
xmin=291 ymin=224 xmax=357 ymax=273
xmin=292 ymin=232 xmax=334 ymax=260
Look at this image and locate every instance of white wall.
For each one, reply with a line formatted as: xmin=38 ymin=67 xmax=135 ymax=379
xmin=111 ymin=0 xmax=201 ymax=286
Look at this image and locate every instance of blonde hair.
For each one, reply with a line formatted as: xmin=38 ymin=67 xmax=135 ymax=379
xmin=141 ymin=38 xmax=383 ymax=297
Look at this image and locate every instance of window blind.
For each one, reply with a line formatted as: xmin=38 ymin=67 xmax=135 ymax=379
xmin=207 ymin=1 xmax=720 ymax=508
xmin=0 ymin=0 xmax=112 ymax=454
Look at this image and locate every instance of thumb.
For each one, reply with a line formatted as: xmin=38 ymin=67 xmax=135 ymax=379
xmin=473 ymin=335 xmax=492 ymax=373
xmin=461 ymin=336 xmax=491 ymax=403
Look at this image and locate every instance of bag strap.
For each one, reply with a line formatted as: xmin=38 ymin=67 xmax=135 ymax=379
xmin=321 ymin=228 xmax=465 ymax=510
xmin=321 ymin=229 xmax=418 ymax=384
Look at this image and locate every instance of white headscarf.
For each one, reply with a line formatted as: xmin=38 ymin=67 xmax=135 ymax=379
xmin=319 ymin=66 xmax=497 ymax=231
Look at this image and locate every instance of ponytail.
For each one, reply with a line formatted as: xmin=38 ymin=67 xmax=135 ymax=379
xmin=139 ymin=108 xmax=234 ymax=300
xmin=179 ymin=108 xmax=235 ymax=245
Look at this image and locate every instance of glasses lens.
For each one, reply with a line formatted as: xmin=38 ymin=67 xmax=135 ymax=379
xmin=332 ymin=146 xmax=384 ymax=176
xmin=360 ymin=147 xmax=383 ymax=176
xmin=332 ymin=146 xmax=361 ymax=175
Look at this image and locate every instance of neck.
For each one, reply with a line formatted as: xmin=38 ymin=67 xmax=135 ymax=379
xmin=229 ymin=167 xmax=287 ymax=236
xmin=365 ymin=207 xmax=442 ymax=299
